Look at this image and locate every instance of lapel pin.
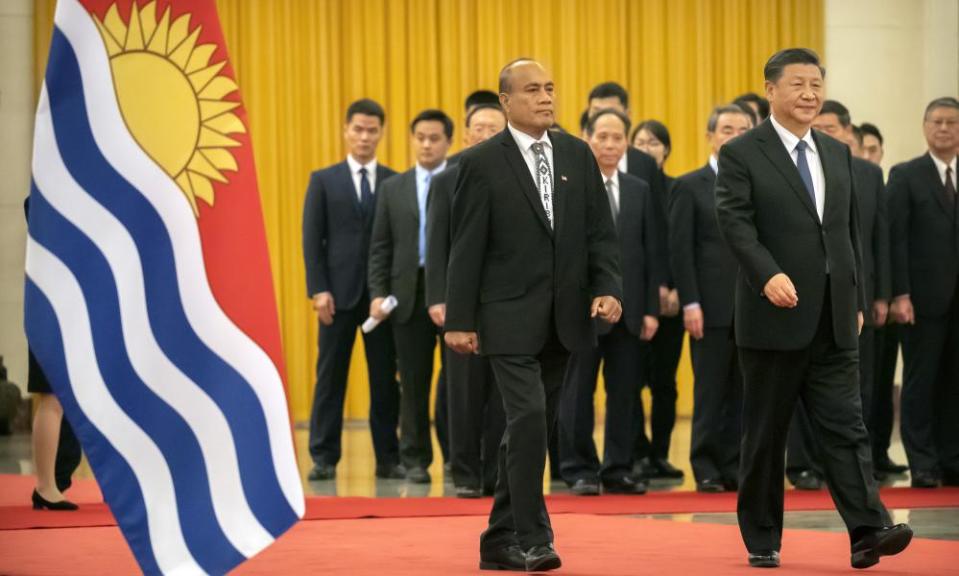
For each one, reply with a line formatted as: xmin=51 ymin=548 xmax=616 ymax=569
xmin=560 ymin=175 xmax=568 ymax=182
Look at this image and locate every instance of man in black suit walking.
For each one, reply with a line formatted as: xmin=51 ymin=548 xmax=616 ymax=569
xmin=301 ymin=99 xmax=402 ymax=481
xmin=369 ymin=109 xmax=454 ymax=484
xmin=670 ymin=104 xmax=752 ymax=493
xmin=558 ymin=108 xmax=660 ymax=497
xmin=445 ymin=59 xmax=622 ymax=572
xmin=888 ymin=97 xmax=959 ymax=488
xmin=715 ymin=48 xmax=911 ymax=569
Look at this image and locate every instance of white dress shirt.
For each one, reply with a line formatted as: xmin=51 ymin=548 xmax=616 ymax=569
xmin=416 ymin=161 xmax=447 ymax=266
xmin=708 ymin=154 xmax=719 ymax=175
xmin=508 ymin=123 xmax=554 ymax=225
xmin=770 ymin=114 xmax=825 ymax=222
xmin=929 ymin=151 xmax=958 ymax=186
xmin=346 ymin=154 xmax=379 ymax=200
xmin=618 ymin=152 xmax=628 ymax=174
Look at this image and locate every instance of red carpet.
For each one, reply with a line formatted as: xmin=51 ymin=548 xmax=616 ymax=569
xmin=0 ymin=514 xmax=955 ymax=575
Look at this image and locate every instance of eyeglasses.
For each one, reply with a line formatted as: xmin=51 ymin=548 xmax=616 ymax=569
xmin=925 ymin=118 xmax=959 ymax=128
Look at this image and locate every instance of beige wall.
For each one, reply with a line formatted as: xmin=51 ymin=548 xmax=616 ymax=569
xmin=825 ymin=0 xmax=959 ymax=173
xmin=0 ymin=0 xmax=32 ymax=391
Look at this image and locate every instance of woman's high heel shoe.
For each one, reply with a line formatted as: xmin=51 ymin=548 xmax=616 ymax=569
xmin=32 ymin=489 xmax=79 ymax=511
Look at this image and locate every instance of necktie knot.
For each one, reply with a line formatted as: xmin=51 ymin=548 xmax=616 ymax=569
xmin=795 ymin=140 xmax=808 ymax=153
xmin=531 ymin=142 xmax=545 ymax=155
xmin=359 ymin=167 xmax=368 ymax=176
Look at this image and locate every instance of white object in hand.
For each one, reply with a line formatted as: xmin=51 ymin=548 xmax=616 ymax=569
xmin=361 ymin=295 xmax=398 ymax=333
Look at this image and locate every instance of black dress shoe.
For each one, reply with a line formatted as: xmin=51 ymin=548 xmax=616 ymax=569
xmin=851 ymin=524 xmax=913 ymax=569
xmin=791 ymin=470 xmax=823 ymax=491
xmin=479 ymin=544 xmax=526 ymax=571
xmin=603 ymin=475 xmax=648 ymax=495
xmin=32 ymin=490 xmax=79 ymax=511
xmin=525 ymin=544 xmax=562 ymax=572
xmin=874 ymin=454 xmax=908 ymax=474
xmin=911 ymin=470 xmax=940 ymax=488
xmin=723 ymin=478 xmax=739 ymax=492
xmin=940 ymin=471 xmax=959 ymax=486
xmin=375 ymin=463 xmax=406 ymax=479
xmin=406 ymin=466 xmax=431 ymax=484
xmin=748 ymin=550 xmax=780 ymax=568
xmin=651 ymin=458 xmax=685 ymax=479
xmin=569 ymin=478 xmax=601 ymax=496
xmin=632 ymin=457 xmax=654 ymax=479
xmin=697 ymin=478 xmax=725 ymax=493
xmin=455 ymin=485 xmax=483 ymax=498
xmin=307 ymin=463 xmax=336 ymax=481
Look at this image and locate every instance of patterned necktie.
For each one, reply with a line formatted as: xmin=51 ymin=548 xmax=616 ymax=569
xmin=359 ymin=167 xmax=373 ymax=216
xmin=530 ymin=142 xmax=554 ymax=228
xmin=605 ymin=178 xmax=619 ymax=222
xmin=795 ymin=140 xmax=817 ymax=212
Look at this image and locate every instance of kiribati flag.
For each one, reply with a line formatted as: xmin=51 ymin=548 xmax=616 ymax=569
xmin=24 ymin=0 xmax=304 ymax=573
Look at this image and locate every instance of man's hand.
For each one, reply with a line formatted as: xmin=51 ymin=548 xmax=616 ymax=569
xmin=890 ymin=295 xmax=915 ymax=325
xmin=641 ymin=315 xmax=659 ymax=341
xmin=763 ymin=273 xmax=798 ymax=308
xmin=445 ymin=331 xmax=479 ymax=354
xmin=370 ymin=297 xmax=388 ymax=321
xmin=428 ymin=303 xmax=446 ymax=327
xmin=871 ymin=300 xmax=888 ymax=327
xmin=312 ymin=291 xmax=335 ymax=326
xmin=858 ymin=311 xmax=864 ymax=335
xmin=591 ymin=296 xmax=622 ymax=324
xmin=684 ymin=306 xmax=704 ymax=340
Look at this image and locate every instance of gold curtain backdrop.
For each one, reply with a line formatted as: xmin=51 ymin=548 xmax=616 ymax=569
xmin=34 ymin=0 xmax=823 ymax=422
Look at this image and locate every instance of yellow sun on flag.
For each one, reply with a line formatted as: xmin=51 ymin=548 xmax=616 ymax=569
xmin=93 ymin=1 xmax=245 ymax=215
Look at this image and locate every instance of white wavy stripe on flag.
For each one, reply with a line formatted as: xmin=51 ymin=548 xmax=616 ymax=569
xmin=55 ymin=0 xmax=303 ymax=515
xmin=33 ymin=86 xmax=274 ymax=557
xmin=25 ymin=237 xmax=202 ymax=576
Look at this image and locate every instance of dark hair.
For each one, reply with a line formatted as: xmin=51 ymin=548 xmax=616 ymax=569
xmin=859 ymin=122 xmax=884 ymax=146
xmin=498 ymin=57 xmax=536 ymax=94
xmin=851 ymin=124 xmax=863 ymax=146
xmin=924 ymin=96 xmax=959 ymax=119
xmin=346 ymin=98 xmax=385 ymax=125
xmin=733 ymin=92 xmax=770 ymax=120
xmin=763 ymin=48 xmax=825 ymax=83
xmin=464 ymin=90 xmax=500 ymax=112
xmin=631 ymin=119 xmax=672 ymax=160
xmin=732 ymin=100 xmax=760 ymax=126
xmin=465 ymin=103 xmax=505 ymax=127
xmin=588 ymin=82 xmax=629 ymax=109
xmin=585 ymin=108 xmax=631 ymax=137
xmin=708 ymin=104 xmax=753 ymax=132
xmin=579 ymin=109 xmax=590 ymax=133
xmin=819 ymin=99 xmax=851 ymax=127
xmin=410 ymin=109 xmax=454 ymax=140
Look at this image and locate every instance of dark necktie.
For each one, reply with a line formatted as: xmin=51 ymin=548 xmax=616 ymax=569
xmin=605 ymin=178 xmax=619 ymax=222
xmin=947 ymin=166 xmax=957 ymax=231
xmin=795 ymin=140 xmax=817 ymax=212
xmin=359 ymin=167 xmax=373 ymax=216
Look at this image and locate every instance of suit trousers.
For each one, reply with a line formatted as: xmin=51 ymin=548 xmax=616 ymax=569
xmin=737 ymin=289 xmax=886 ymax=552
xmin=481 ymin=330 xmax=568 ymax=552
xmin=870 ymin=323 xmax=900 ymax=460
xmin=635 ymin=314 xmax=684 ymax=461
xmin=309 ymin=294 xmax=399 ymax=467
xmin=689 ymin=325 xmax=743 ymax=484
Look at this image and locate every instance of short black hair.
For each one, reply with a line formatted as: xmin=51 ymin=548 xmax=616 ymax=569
xmin=764 ymin=48 xmax=825 ymax=83
xmin=708 ymin=104 xmax=753 ymax=132
xmin=498 ymin=57 xmax=536 ymax=94
xmin=732 ymin=100 xmax=760 ymax=126
xmin=819 ymin=99 xmax=851 ymax=127
xmin=631 ymin=119 xmax=672 ymax=160
xmin=924 ymin=96 xmax=959 ymax=119
xmin=585 ymin=108 xmax=631 ymax=137
xmin=465 ymin=103 xmax=505 ymax=128
xmin=733 ymin=92 xmax=770 ymax=120
xmin=410 ymin=109 xmax=454 ymax=140
xmin=346 ymin=98 xmax=385 ymax=125
xmin=859 ymin=122 xmax=884 ymax=146
xmin=851 ymin=125 xmax=864 ymax=146
xmin=588 ymin=82 xmax=629 ymax=109
xmin=579 ymin=109 xmax=590 ymax=133
xmin=464 ymin=90 xmax=500 ymax=113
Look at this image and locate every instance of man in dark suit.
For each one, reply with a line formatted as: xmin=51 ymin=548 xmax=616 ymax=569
xmin=559 ymin=108 xmax=660 ymax=497
xmin=670 ymin=105 xmax=752 ymax=493
xmin=369 ymin=109 xmax=454 ymax=484
xmin=888 ymin=97 xmax=959 ymax=488
xmin=445 ymin=59 xmax=621 ymax=572
xmin=715 ymin=48 xmax=910 ymax=569
xmin=425 ymin=102 xmax=507 ymax=498
xmin=302 ymin=99 xmax=402 ymax=481
xmin=786 ymin=100 xmax=892 ymax=489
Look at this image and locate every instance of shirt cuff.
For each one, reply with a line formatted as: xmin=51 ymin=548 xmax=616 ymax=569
xmin=683 ymin=302 xmax=701 ymax=311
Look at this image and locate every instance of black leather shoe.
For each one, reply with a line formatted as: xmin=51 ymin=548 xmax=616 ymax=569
xmin=911 ymin=470 xmax=940 ymax=488
xmin=603 ymin=475 xmax=648 ymax=494
xmin=651 ymin=458 xmax=685 ymax=479
xmin=723 ymin=477 xmax=739 ymax=492
xmin=407 ymin=466 xmax=431 ymax=484
xmin=479 ymin=544 xmax=526 ymax=571
xmin=632 ymin=457 xmax=654 ymax=479
xmin=455 ymin=485 xmax=483 ymax=498
xmin=525 ymin=544 xmax=562 ymax=572
xmin=851 ymin=524 xmax=913 ymax=569
xmin=940 ymin=471 xmax=959 ymax=486
xmin=697 ymin=478 xmax=725 ymax=493
xmin=791 ymin=470 xmax=823 ymax=490
xmin=569 ymin=478 xmax=600 ymax=496
xmin=874 ymin=454 xmax=908 ymax=475
xmin=307 ymin=463 xmax=336 ymax=481
xmin=32 ymin=490 xmax=79 ymax=511
xmin=748 ymin=550 xmax=780 ymax=568
xmin=375 ymin=463 xmax=406 ymax=479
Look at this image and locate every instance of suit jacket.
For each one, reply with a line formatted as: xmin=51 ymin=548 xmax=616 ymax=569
xmin=445 ymin=129 xmax=622 ymax=355
xmin=888 ymin=152 xmax=959 ymax=317
xmin=302 ymin=161 xmax=397 ymax=308
xmin=668 ymin=163 xmax=738 ymax=328
xmin=368 ymin=168 xmax=434 ymax=324
xmin=852 ymin=157 xmax=891 ymax=325
xmin=715 ymin=120 xmax=865 ymax=351
xmin=626 ymin=147 xmax=671 ymax=286
xmin=614 ymin=172 xmax=662 ymax=335
xmin=424 ymin=159 xmax=461 ymax=309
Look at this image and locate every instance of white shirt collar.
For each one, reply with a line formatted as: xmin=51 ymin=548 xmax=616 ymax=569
xmin=508 ymin=122 xmax=551 ymax=152
xmin=416 ymin=161 xmax=448 ymax=181
xmin=928 ymin=151 xmax=958 ymax=185
xmin=347 ymin=154 xmax=377 ymax=176
xmin=769 ymin=114 xmax=818 ymax=156
xmin=708 ymin=154 xmax=719 ymax=174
